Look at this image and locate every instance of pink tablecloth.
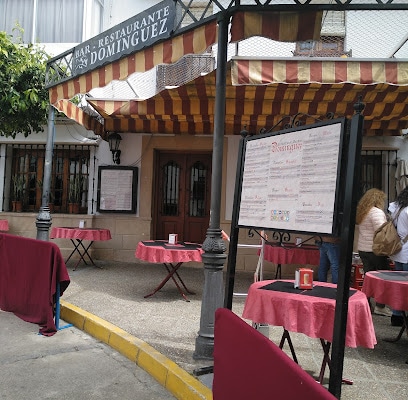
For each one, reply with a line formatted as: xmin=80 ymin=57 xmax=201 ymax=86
xmin=135 ymin=240 xmax=203 ymax=264
xmin=242 ymin=280 xmax=376 ymax=349
xmin=362 ymin=271 xmax=408 ymax=311
xmin=0 ymin=219 xmax=9 ymax=231
xmin=263 ymin=243 xmax=320 ymax=265
xmin=50 ymin=227 xmax=111 ymax=241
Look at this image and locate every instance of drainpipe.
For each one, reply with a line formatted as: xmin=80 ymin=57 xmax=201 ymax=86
xmin=36 ymin=105 xmax=55 ymax=241
xmin=193 ymin=12 xmax=229 ymax=360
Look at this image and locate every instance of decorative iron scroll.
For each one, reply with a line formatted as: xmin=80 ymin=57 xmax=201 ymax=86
xmin=259 ymin=112 xmax=336 ymax=134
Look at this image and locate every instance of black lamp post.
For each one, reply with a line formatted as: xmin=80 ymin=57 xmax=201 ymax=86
xmin=108 ymin=132 xmax=122 ymax=164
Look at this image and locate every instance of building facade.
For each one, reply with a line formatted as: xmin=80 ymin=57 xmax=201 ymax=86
xmin=1 ymin=1 xmax=408 ymax=271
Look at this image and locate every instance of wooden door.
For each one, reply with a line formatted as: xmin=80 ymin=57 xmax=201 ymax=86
xmin=154 ymin=152 xmax=211 ymax=244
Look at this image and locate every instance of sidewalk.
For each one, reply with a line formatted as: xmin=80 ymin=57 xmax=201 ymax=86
xmin=0 ymin=308 xmax=174 ymax=400
xmin=3 ymin=259 xmax=408 ymax=399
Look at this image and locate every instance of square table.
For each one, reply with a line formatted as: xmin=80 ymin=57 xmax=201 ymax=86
xmin=135 ymin=240 xmax=203 ymax=301
xmin=242 ymin=280 xmax=376 ymax=384
xmin=50 ymin=227 xmax=111 ymax=270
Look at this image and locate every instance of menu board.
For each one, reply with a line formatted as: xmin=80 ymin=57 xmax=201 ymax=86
xmin=238 ymin=119 xmax=345 ymax=234
xmin=97 ymin=166 xmax=138 ymax=213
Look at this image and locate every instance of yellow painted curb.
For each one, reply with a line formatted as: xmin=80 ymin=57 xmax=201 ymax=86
xmin=60 ymin=300 xmax=212 ymax=400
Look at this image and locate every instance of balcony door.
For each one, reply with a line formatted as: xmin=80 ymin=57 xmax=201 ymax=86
xmin=154 ymin=152 xmax=212 ymax=244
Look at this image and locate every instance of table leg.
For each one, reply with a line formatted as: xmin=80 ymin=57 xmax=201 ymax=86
xmin=68 ymin=240 xmax=100 ymax=271
xmin=318 ymin=339 xmax=353 ymax=385
xmin=384 ymin=311 xmax=408 ymax=343
xmin=274 ymin=263 xmax=282 ymax=279
xmin=144 ymin=262 xmax=194 ymax=302
xmin=279 ymin=329 xmax=298 ymax=364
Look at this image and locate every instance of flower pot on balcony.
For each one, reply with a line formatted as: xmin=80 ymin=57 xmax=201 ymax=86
xmin=12 ymin=200 xmax=23 ymax=212
xmin=68 ymin=203 xmax=80 ymax=214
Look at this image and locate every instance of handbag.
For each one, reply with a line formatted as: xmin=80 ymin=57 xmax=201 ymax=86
xmin=372 ymin=208 xmax=408 ymax=256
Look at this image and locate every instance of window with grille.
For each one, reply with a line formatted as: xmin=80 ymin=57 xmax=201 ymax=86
xmin=359 ymin=150 xmax=397 ymax=203
xmin=6 ymin=144 xmax=90 ymax=213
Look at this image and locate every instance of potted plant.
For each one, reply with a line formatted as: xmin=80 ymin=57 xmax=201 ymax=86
xmin=12 ymin=174 xmax=25 ymax=212
xmin=68 ymin=175 xmax=84 ymax=213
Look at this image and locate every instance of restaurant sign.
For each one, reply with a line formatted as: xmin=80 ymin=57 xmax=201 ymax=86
xmin=72 ymin=0 xmax=175 ymax=76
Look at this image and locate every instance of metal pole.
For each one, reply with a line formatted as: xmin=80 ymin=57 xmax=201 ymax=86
xmin=36 ymin=105 xmax=55 ymax=241
xmin=329 ymin=100 xmax=364 ymax=397
xmin=193 ymin=12 xmax=229 ymax=360
xmin=224 ymin=128 xmax=249 ymax=310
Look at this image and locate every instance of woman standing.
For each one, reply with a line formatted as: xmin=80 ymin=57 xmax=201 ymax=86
xmin=388 ymin=186 xmax=408 ymax=326
xmin=356 ymin=188 xmax=392 ymax=317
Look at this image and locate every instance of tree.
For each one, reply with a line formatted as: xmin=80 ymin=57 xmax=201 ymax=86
xmin=0 ymin=29 xmax=50 ymax=138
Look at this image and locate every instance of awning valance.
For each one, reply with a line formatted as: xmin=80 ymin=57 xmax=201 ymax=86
xmin=231 ymin=58 xmax=408 ymax=86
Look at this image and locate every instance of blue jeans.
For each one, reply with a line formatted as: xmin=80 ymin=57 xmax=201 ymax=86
xmin=317 ymin=242 xmax=340 ymax=284
xmin=392 ymin=261 xmax=408 ymax=316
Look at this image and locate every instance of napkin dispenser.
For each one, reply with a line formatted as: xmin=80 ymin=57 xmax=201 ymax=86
xmin=294 ymin=268 xmax=313 ymax=290
xmin=168 ymin=233 xmax=178 ymax=245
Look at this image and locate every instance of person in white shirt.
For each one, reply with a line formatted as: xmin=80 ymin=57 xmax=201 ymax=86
xmin=356 ymin=188 xmax=392 ymax=317
xmin=388 ymin=186 xmax=408 ymax=326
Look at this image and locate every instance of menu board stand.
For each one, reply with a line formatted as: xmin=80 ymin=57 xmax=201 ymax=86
xmin=224 ymin=102 xmax=365 ymax=398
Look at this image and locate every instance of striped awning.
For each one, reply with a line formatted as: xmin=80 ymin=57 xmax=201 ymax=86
xmin=81 ymin=58 xmax=408 ymax=137
xmin=49 ymin=12 xmax=408 ymax=138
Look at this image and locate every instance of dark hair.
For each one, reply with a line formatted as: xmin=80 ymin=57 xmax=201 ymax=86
xmin=396 ymin=186 xmax=408 ymax=208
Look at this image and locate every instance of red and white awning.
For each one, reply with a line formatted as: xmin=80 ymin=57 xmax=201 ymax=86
xmin=49 ymin=11 xmax=408 ymax=138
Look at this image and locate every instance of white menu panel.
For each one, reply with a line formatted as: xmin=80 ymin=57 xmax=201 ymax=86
xmin=238 ymin=119 xmax=344 ymax=234
xmin=98 ymin=167 xmax=138 ymax=212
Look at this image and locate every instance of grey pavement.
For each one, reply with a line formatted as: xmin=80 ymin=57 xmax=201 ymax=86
xmin=2 ymin=259 xmax=408 ymax=399
xmin=0 ymin=308 xmax=174 ymax=400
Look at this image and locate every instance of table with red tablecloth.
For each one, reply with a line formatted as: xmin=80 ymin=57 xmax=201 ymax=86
xmin=362 ymin=270 xmax=408 ymax=343
xmin=263 ymin=243 xmax=320 ymax=278
xmin=135 ymin=240 xmax=203 ymax=301
xmin=0 ymin=219 xmax=9 ymax=231
xmin=0 ymin=233 xmax=70 ymax=336
xmin=242 ymin=280 xmax=376 ymax=384
xmin=50 ymin=227 xmax=111 ymax=270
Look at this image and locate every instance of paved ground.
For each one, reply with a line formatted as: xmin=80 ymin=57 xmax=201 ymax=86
xmin=0 ymin=309 xmax=174 ymax=400
xmin=2 ymin=259 xmax=408 ymax=399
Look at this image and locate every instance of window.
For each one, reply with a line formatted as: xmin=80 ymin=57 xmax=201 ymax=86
xmin=360 ymin=150 xmax=398 ymax=203
xmin=0 ymin=0 xmax=104 ymax=43
xmin=7 ymin=144 xmax=90 ymax=213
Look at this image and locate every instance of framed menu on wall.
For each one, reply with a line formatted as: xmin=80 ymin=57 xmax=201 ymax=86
xmin=237 ymin=118 xmax=346 ymax=235
xmin=97 ymin=166 xmax=138 ymax=213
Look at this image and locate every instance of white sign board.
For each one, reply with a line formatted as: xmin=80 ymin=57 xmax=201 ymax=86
xmin=238 ymin=119 xmax=345 ymax=234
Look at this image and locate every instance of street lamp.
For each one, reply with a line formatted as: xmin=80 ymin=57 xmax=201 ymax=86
xmin=108 ymin=132 xmax=122 ymax=164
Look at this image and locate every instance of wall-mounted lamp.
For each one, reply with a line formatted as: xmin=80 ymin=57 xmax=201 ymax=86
xmin=108 ymin=132 xmax=122 ymax=164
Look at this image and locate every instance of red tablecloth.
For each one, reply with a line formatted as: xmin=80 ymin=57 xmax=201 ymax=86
xmin=242 ymin=280 xmax=376 ymax=349
xmin=263 ymin=243 xmax=320 ymax=265
xmin=50 ymin=227 xmax=112 ymax=241
xmin=135 ymin=240 xmax=203 ymax=264
xmin=0 ymin=233 xmax=70 ymax=336
xmin=362 ymin=271 xmax=408 ymax=311
xmin=0 ymin=219 xmax=9 ymax=231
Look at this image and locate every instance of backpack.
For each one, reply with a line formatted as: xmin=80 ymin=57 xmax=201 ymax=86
xmin=372 ymin=208 xmax=407 ymax=257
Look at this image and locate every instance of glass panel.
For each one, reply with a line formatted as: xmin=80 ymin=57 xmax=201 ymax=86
xmin=162 ymin=161 xmax=180 ymax=216
xmin=0 ymin=0 xmax=34 ymax=43
xmin=36 ymin=0 xmax=84 ymax=43
xmin=190 ymin=162 xmax=206 ymax=217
